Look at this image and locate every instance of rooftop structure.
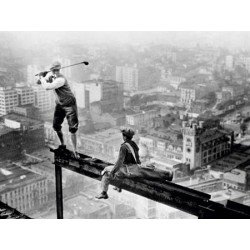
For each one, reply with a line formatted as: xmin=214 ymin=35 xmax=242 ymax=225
xmin=3 ymin=113 xmax=43 ymax=130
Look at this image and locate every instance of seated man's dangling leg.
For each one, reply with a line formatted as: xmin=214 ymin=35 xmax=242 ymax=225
xmin=96 ymin=173 xmax=110 ymax=199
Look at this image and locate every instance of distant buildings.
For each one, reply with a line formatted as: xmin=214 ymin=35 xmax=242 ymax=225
xmin=221 ymin=86 xmax=244 ymax=99
xmin=167 ymin=76 xmax=186 ymax=90
xmin=126 ymin=109 xmax=160 ymax=127
xmin=0 ymin=87 xmax=18 ymax=116
xmin=179 ymin=82 xmax=211 ymax=107
xmin=116 ymin=65 xmax=138 ymax=91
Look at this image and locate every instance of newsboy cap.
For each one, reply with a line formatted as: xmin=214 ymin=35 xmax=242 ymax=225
xmin=50 ymin=61 xmax=61 ymax=71
xmin=120 ymin=127 xmax=135 ymax=138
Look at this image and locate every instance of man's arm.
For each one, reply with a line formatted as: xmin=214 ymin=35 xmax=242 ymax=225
xmin=110 ymin=146 xmax=126 ymax=177
xmin=39 ymin=74 xmax=65 ymax=90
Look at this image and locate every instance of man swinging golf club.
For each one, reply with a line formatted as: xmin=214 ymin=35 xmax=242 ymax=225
xmin=38 ymin=61 xmax=80 ymax=158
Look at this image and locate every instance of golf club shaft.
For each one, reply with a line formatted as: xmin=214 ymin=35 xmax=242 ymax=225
xmin=35 ymin=61 xmax=88 ymax=76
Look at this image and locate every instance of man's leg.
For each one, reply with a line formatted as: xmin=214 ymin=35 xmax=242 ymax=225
xmin=96 ymin=173 xmax=109 ymax=199
xmin=57 ymin=130 xmax=65 ymax=146
xmin=96 ymin=165 xmax=114 ymax=199
xmin=65 ymin=101 xmax=79 ymax=158
xmin=70 ymin=132 xmax=79 ymax=158
xmin=53 ymin=104 xmax=65 ymax=147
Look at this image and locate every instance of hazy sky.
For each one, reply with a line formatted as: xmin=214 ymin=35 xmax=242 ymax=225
xmin=1 ymin=31 xmax=250 ymax=50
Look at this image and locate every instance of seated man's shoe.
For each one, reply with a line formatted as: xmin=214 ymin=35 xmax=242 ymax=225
xmin=113 ymin=187 xmax=122 ymax=192
xmin=58 ymin=145 xmax=66 ymax=150
xmin=95 ymin=192 xmax=108 ymax=199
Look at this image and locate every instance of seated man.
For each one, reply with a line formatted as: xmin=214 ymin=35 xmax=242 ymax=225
xmin=96 ymin=127 xmax=140 ymax=199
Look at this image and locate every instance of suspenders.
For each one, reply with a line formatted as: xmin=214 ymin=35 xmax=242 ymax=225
xmin=125 ymin=143 xmax=139 ymax=164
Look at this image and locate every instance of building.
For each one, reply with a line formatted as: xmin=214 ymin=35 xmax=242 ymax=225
xmin=100 ymin=80 xmax=124 ymax=113
xmin=225 ymin=55 xmax=234 ymax=71
xmin=222 ymin=86 xmax=244 ymax=99
xmin=167 ymin=76 xmax=186 ymax=89
xmin=182 ymin=121 xmax=234 ymax=170
xmin=126 ymin=109 xmax=160 ymax=127
xmin=239 ymin=56 xmax=250 ymax=72
xmin=3 ymin=113 xmax=45 ymax=153
xmin=0 ymin=125 xmax=23 ymax=160
xmin=0 ymin=163 xmax=48 ymax=214
xmin=71 ymin=81 xmax=101 ymax=109
xmin=116 ymin=65 xmax=138 ymax=91
xmin=44 ymin=123 xmax=123 ymax=162
xmin=223 ymin=169 xmax=247 ymax=192
xmin=32 ymin=85 xmax=52 ymax=112
xmin=0 ymin=87 xmax=18 ymax=116
xmin=64 ymin=193 xmax=112 ymax=219
xmin=179 ymin=82 xmax=208 ymax=107
xmin=27 ymin=65 xmax=40 ymax=85
xmin=72 ymin=80 xmax=123 ymax=112
xmin=216 ymin=91 xmax=232 ymax=103
xmin=15 ymin=86 xmax=35 ymax=106
xmin=12 ymin=104 xmax=39 ymax=118
xmin=90 ymin=103 xmax=126 ymax=126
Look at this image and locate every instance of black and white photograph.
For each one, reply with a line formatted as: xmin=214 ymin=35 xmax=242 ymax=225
xmin=2 ymin=30 xmax=250 ymax=220
xmin=0 ymin=0 xmax=249 ymax=249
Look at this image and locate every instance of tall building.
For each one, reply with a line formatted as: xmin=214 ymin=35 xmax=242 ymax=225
xmin=182 ymin=121 xmax=234 ymax=170
xmin=27 ymin=65 xmax=40 ymax=85
xmin=116 ymin=65 xmax=138 ymax=91
xmin=72 ymin=80 xmax=123 ymax=112
xmin=100 ymin=80 xmax=124 ymax=113
xmin=0 ymin=125 xmax=23 ymax=160
xmin=32 ymin=86 xmax=52 ymax=112
xmin=16 ymin=86 xmax=35 ymax=106
xmin=0 ymin=87 xmax=18 ymax=116
xmin=71 ymin=81 xmax=102 ymax=109
xmin=3 ymin=113 xmax=45 ymax=153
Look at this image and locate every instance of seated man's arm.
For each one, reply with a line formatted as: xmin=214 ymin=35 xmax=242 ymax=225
xmin=110 ymin=147 xmax=126 ymax=177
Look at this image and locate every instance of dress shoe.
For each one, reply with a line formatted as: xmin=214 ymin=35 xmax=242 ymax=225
xmin=95 ymin=192 xmax=108 ymax=199
xmin=113 ymin=187 xmax=122 ymax=192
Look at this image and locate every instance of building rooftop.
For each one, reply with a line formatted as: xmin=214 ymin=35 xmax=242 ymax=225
xmin=212 ymin=152 xmax=250 ymax=172
xmin=0 ymin=125 xmax=15 ymax=136
xmin=200 ymin=128 xmax=230 ymax=143
xmin=210 ymin=189 xmax=246 ymax=204
xmin=4 ymin=113 xmax=43 ymax=127
xmin=0 ymin=201 xmax=30 ymax=219
xmin=64 ymin=193 xmax=109 ymax=214
xmin=223 ymin=169 xmax=246 ymax=184
xmin=171 ymin=139 xmax=183 ymax=148
xmin=0 ymin=164 xmax=45 ymax=193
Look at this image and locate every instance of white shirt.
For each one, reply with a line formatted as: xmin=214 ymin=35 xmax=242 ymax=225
xmin=40 ymin=72 xmax=65 ymax=90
